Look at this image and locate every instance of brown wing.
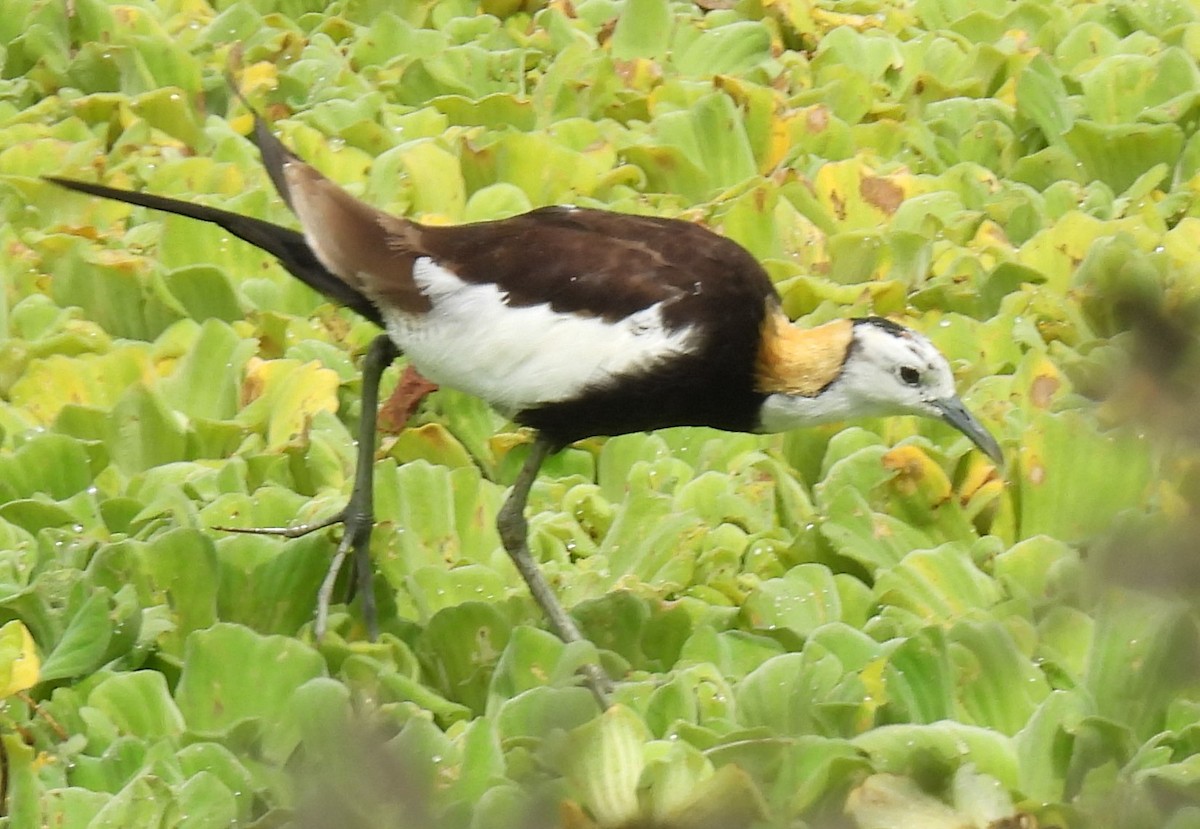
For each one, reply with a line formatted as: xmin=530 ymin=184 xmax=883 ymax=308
xmin=250 ymin=107 xmax=778 ymax=331
xmin=248 ymin=114 xmax=432 ymax=315
xmin=412 ymin=207 xmax=778 ymax=327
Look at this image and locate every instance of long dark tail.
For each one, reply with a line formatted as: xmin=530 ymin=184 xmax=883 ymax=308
xmin=43 ymin=176 xmax=384 ymax=327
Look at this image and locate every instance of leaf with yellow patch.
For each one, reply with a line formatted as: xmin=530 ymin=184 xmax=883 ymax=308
xmin=713 ymin=75 xmax=803 ymax=174
xmin=811 ymin=158 xmax=921 ymax=231
xmin=10 ymin=348 xmax=153 ymax=425
xmin=373 ymin=140 xmax=466 ymax=220
xmin=0 ymin=621 xmax=39 ymax=697
xmin=237 ymin=358 xmax=340 ymax=451
xmin=880 ymin=444 xmax=979 ymax=541
xmin=959 ymin=453 xmax=1005 ymax=525
xmin=1016 ymin=410 xmax=1152 ymax=541
xmin=882 ymin=444 xmax=950 ymax=503
xmin=240 ymin=61 xmax=280 ymax=101
xmin=1015 ymin=352 xmax=1068 ymax=412
xmin=762 ymin=0 xmax=818 ymax=37
xmin=385 ymin=422 xmax=475 ymax=469
xmin=1018 ymin=210 xmax=1159 ymax=293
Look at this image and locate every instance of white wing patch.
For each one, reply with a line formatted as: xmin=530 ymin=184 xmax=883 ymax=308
xmin=383 ymin=258 xmax=697 ymax=415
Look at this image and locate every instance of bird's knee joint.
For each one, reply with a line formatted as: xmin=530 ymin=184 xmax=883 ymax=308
xmin=344 ymin=509 xmax=374 ymax=538
xmin=496 ymin=511 xmax=526 ymax=551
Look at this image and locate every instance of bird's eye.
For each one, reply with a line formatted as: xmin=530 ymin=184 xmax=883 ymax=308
xmin=899 ymin=366 xmax=921 ymax=386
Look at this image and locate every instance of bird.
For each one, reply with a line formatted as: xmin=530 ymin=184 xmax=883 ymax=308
xmin=48 ymin=94 xmax=1002 ymax=708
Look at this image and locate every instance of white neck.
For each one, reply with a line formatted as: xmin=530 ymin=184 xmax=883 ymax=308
xmin=755 ymin=386 xmax=877 ymax=433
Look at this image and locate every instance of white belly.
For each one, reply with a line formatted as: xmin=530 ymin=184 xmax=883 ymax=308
xmin=383 ymin=258 xmax=697 ymax=415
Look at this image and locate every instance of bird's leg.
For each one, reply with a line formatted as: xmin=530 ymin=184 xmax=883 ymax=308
xmin=316 ymin=334 xmax=399 ymax=640
xmin=497 ymin=437 xmax=614 ymax=708
xmin=215 ymin=334 xmax=399 ymax=640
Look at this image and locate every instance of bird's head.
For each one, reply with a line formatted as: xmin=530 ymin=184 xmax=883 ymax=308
xmin=756 ymin=315 xmax=1002 ymax=464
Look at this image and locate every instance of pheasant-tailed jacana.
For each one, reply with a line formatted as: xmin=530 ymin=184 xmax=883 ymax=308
xmin=48 ymin=100 xmax=1002 ymax=708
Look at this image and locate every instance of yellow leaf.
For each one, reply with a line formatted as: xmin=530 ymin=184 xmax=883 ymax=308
xmin=810 ymin=7 xmax=885 ymax=31
xmin=859 ymin=657 xmax=889 ymax=730
xmin=882 ymin=444 xmax=952 ymax=504
xmin=238 ymin=358 xmax=340 ymax=450
xmin=10 ymin=350 xmax=153 ymax=424
xmin=762 ymin=0 xmax=817 ymax=37
xmin=960 ymin=454 xmax=1004 ymax=506
xmin=1161 ymin=216 xmax=1200 ymax=274
xmin=241 ymin=61 xmax=280 ymax=99
xmin=0 ymin=621 xmax=40 ymax=697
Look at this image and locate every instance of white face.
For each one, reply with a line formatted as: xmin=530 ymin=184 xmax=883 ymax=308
xmin=758 ymin=319 xmax=1002 ymax=463
xmin=839 ymin=320 xmax=958 ymax=418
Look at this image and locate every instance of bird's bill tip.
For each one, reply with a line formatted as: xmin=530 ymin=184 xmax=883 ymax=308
xmin=932 ymin=397 xmax=1003 ymax=466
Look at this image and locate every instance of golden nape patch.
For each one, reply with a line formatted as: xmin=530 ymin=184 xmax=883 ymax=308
xmin=755 ymin=314 xmax=853 ymax=396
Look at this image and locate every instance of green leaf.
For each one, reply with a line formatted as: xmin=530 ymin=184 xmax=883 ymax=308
xmin=87 ymin=671 xmax=185 ymax=740
xmin=3 ymin=734 xmax=41 ymax=828
xmin=758 ymin=735 xmax=872 ymax=816
xmin=678 ymin=626 xmax=785 ymax=680
xmin=737 ymin=646 xmax=866 ymax=737
xmin=214 ymin=533 xmax=331 ymax=635
xmin=174 ymin=623 xmax=325 ymax=736
xmin=496 ymin=685 xmax=598 ymax=742
xmin=39 ymin=590 xmax=112 ymax=682
xmin=373 ymin=460 xmax=503 ymax=582
xmin=674 ymin=21 xmax=771 ymax=77
xmin=874 ymin=544 xmax=1001 ymax=622
xmin=558 ymin=705 xmax=649 ymax=826
xmin=993 ymin=535 xmax=1078 ymax=602
xmin=1064 ymin=120 xmax=1184 ymax=196
xmin=0 ymin=432 xmax=93 ymax=502
xmin=47 ymin=241 xmax=185 ymax=341
xmin=41 ymin=788 xmax=112 ymax=829
xmin=1015 ymin=54 xmax=1073 ymax=144
xmin=415 ymin=602 xmax=512 ymax=713
xmin=372 ymin=139 xmax=466 ymax=219
xmin=235 ymin=357 xmax=340 ymax=451
xmin=643 ymin=92 xmax=758 ymax=198
xmin=741 ymin=564 xmax=844 ymax=636
xmin=173 ymin=772 xmax=239 ymax=829
xmin=1078 ymin=49 xmax=1200 ymax=126
xmin=463 ymin=182 xmax=533 ymax=222
xmin=139 ymin=529 xmax=219 ymax=649
xmin=158 ymin=319 xmax=254 ymax=420
xmin=1085 ymin=593 xmax=1197 ymax=740
xmin=950 ymin=619 xmax=1050 ymax=735
xmin=448 ymin=716 xmax=506 ymax=805
xmin=489 ymin=625 xmax=575 ymax=700
xmin=610 ymin=0 xmax=671 ymax=61
xmin=1015 ymin=411 xmax=1152 ymax=541
xmin=854 ymin=721 xmax=1020 ymax=791
xmin=883 ymin=628 xmax=956 ymax=724
xmin=1014 ymin=690 xmax=1088 ymax=803
xmin=175 ymin=743 xmax=258 ymax=823
xmin=107 ymin=384 xmax=188 ymax=474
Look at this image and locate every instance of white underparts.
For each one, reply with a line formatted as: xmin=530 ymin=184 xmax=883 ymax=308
xmin=383 ymin=258 xmax=697 ymax=415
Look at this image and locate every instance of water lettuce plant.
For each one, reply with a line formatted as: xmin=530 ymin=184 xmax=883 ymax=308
xmin=0 ymin=0 xmax=1197 ymax=826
